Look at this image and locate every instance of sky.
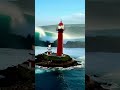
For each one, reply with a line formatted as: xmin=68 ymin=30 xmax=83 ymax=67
xmin=35 ymin=0 xmax=85 ymax=26
xmin=86 ymin=0 xmax=120 ymax=30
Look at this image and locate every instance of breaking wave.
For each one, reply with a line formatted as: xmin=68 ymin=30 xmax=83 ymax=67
xmin=0 ymin=1 xmax=26 ymax=28
xmin=35 ymin=65 xmax=82 ymax=74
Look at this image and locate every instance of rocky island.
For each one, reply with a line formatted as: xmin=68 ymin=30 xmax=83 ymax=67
xmin=35 ymin=21 xmax=81 ymax=68
xmin=35 ymin=53 xmax=81 ymax=68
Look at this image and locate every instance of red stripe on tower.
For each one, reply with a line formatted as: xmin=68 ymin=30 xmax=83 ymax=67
xmin=57 ymin=21 xmax=64 ymax=56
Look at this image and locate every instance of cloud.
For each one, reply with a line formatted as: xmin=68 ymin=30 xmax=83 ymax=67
xmin=61 ymin=13 xmax=85 ymax=24
xmin=36 ymin=13 xmax=85 ymax=26
xmin=86 ymin=1 xmax=120 ymax=30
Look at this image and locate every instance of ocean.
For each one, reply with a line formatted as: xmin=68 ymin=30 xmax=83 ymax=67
xmin=86 ymin=52 xmax=120 ymax=90
xmin=0 ymin=48 xmax=31 ymax=70
xmin=35 ymin=46 xmax=85 ymax=90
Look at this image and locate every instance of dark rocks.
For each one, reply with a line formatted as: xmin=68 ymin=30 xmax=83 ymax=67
xmin=0 ymin=65 xmax=34 ymax=89
xmin=85 ymin=75 xmax=109 ymax=90
xmin=35 ymin=54 xmax=80 ymax=67
xmin=36 ymin=60 xmax=78 ymax=68
xmin=35 ymin=53 xmax=80 ymax=68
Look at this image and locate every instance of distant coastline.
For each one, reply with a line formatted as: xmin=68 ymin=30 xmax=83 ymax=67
xmin=35 ymin=40 xmax=84 ymax=48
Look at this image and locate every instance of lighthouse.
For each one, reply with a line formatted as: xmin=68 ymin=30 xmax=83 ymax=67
xmin=56 ymin=21 xmax=64 ymax=56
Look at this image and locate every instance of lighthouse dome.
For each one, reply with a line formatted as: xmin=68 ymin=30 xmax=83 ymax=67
xmin=59 ymin=21 xmax=64 ymax=26
xmin=58 ymin=21 xmax=64 ymax=30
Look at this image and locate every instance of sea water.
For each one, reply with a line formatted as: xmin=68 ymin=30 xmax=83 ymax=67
xmin=35 ymin=46 xmax=85 ymax=90
xmin=86 ymin=52 xmax=120 ymax=90
xmin=0 ymin=48 xmax=31 ymax=70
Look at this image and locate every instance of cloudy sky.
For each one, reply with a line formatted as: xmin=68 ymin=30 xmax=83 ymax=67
xmin=35 ymin=0 xmax=85 ymax=26
xmin=86 ymin=0 xmax=120 ymax=30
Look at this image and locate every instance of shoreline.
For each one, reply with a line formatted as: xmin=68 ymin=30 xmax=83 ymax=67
xmin=36 ymin=60 xmax=81 ymax=68
xmin=35 ymin=53 xmax=81 ymax=68
xmin=86 ymin=74 xmax=120 ymax=90
xmin=86 ymin=74 xmax=109 ymax=90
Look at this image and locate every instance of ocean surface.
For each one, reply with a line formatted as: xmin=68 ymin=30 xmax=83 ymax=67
xmin=35 ymin=46 xmax=85 ymax=90
xmin=86 ymin=52 xmax=120 ymax=90
xmin=0 ymin=48 xmax=31 ymax=70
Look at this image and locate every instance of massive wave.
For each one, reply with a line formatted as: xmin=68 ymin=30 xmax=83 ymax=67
xmin=0 ymin=1 xmax=26 ymax=29
xmin=35 ymin=26 xmax=72 ymax=42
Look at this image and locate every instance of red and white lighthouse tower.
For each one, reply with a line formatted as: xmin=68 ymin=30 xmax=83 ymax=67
xmin=56 ymin=21 xmax=64 ymax=56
